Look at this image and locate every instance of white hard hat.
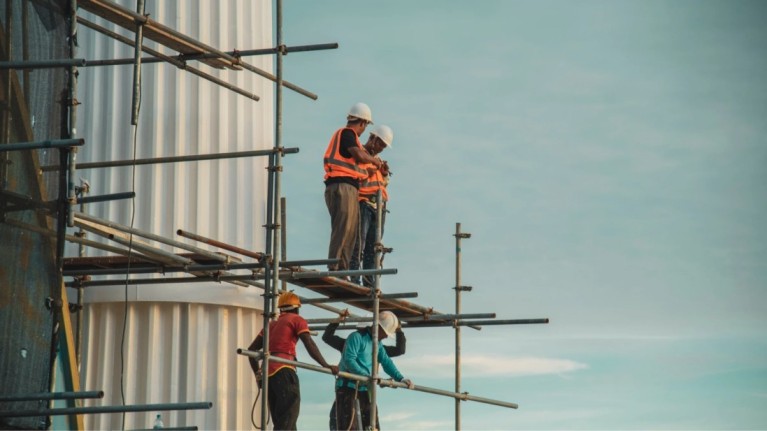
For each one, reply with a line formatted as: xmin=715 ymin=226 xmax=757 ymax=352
xmin=370 ymin=124 xmax=393 ymax=148
xmin=347 ymin=102 xmax=373 ymax=124
xmin=378 ymin=311 xmax=398 ymax=337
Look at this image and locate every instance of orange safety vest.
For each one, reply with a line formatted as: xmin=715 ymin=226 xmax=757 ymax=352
xmin=323 ymin=127 xmax=368 ymax=181
xmin=359 ymin=168 xmax=389 ymax=202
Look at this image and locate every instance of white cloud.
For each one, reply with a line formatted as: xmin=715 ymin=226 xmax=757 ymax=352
xmin=396 ymin=354 xmax=588 ymax=378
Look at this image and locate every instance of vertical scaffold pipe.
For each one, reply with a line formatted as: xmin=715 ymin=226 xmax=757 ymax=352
xmin=259 ymin=0 xmax=285 ymax=426
xmin=66 ymin=0 xmax=79 ymax=228
xmin=369 ymin=189 xmax=384 ymax=429
xmin=454 ymin=222 xmax=466 ymax=431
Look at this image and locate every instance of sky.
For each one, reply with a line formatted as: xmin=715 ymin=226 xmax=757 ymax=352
xmin=269 ymin=1 xmax=767 ymax=430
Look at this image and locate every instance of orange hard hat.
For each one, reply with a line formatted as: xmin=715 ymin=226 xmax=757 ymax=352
xmin=277 ymin=292 xmax=301 ymax=310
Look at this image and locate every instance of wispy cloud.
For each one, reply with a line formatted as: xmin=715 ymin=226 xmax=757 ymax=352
xmin=397 ymin=354 xmax=588 ymax=378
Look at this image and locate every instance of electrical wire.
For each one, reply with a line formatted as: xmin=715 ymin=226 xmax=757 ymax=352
xmin=120 ymin=113 xmax=140 ymax=431
xmin=250 ymin=373 xmax=269 ymax=430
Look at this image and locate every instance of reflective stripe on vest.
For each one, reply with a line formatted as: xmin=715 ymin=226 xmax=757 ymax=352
xmin=359 ymin=168 xmax=389 ymax=202
xmin=323 ymin=127 xmax=368 ymax=180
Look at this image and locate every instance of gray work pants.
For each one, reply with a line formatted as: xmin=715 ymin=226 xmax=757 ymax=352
xmin=325 ymin=182 xmax=359 ymax=271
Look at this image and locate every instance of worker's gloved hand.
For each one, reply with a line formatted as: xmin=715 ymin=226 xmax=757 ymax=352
xmin=402 ymin=378 xmax=414 ymax=389
xmin=329 ymin=365 xmax=340 ymax=375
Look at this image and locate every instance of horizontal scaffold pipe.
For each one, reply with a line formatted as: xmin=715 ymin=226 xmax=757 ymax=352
xmin=0 ymin=391 xmax=104 ymax=402
xmin=0 ymin=138 xmax=83 ymax=152
xmin=75 ymin=16 xmax=317 ymax=99
xmin=415 ymin=313 xmax=496 ymax=321
xmin=236 ymin=350 xmax=518 ymax=410
xmin=291 ymin=268 xmax=397 ymax=279
xmin=40 ymin=147 xmax=299 ymax=172
xmin=281 ymin=258 xmax=339 ymax=268
xmin=0 ymin=401 xmax=212 ymax=418
xmin=177 ymin=229 xmax=264 ymax=261
xmin=308 ymin=318 xmax=549 ymax=331
xmin=63 ymin=262 xmax=263 ymax=277
xmin=75 ymin=212 xmax=235 ymax=264
xmin=77 ymin=191 xmax=135 ymax=205
xmin=79 ymin=43 xmax=339 ymax=67
xmin=6 ymin=218 xmax=148 ymax=258
xmin=128 ymin=427 xmax=198 ymax=431
xmin=75 ymin=17 xmax=258 ymax=101
xmin=304 ymin=312 xmax=494 ymax=325
xmin=64 ymin=268 xmax=393 ymax=288
xmin=300 ymin=292 xmax=417 ymax=305
xmin=0 ymin=59 xmax=87 ymax=69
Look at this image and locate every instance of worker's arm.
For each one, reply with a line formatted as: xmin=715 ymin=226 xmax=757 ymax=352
xmin=339 ymin=129 xmax=381 ymax=168
xmin=247 ymin=334 xmax=263 ymax=377
xmin=384 ymin=326 xmax=406 ymax=357
xmin=299 ymin=332 xmax=339 ymax=375
xmin=322 ymin=321 xmax=346 ymax=353
xmin=349 ymin=146 xmax=382 ymax=168
xmin=377 ymin=343 xmax=405 ymax=382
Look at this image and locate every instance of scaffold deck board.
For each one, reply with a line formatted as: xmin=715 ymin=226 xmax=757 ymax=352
xmin=78 ymin=0 xmax=240 ymax=70
xmin=285 ymin=273 xmax=444 ymax=321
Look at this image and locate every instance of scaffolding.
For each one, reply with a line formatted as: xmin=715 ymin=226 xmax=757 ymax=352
xmin=0 ymin=0 xmax=549 ymax=429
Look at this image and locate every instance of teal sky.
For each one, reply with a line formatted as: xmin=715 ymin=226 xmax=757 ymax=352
xmin=274 ymin=1 xmax=767 ymax=429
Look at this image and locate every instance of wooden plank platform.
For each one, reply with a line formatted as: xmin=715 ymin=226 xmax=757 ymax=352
xmin=63 ymin=255 xmax=455 ymax=323
xmin=78 ymin=0 xmax=241 ymax=70
xmin=284 ymin=270 xmax=458 ymax=323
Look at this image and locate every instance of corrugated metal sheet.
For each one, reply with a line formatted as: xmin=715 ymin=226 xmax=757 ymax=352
xmin=71 ymin=0 xmax=273 ymax=428
xmin=1 ymin=2 xmax=71 ymax=429
xmin=81 ymin=302 xmax=262 ymax=430
xmin=74 ymin=0 xmax=273 ymax=263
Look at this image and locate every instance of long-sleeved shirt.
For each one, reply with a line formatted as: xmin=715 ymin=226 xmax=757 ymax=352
xmin=322 ymin=322 xmax=406 ymax=357
xmin=336 ymin=327 xmax=404 ymax=391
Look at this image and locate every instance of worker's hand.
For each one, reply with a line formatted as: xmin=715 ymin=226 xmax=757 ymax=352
xmin=329 ymin=365 xmax=340 ymax=375
xmin=380 ymin=160 xmax=390 ymax=176
xmin=402 ymin=378 xmax=414 ymax=390
xmin=373 ymin=157 xmax=383 ymax=169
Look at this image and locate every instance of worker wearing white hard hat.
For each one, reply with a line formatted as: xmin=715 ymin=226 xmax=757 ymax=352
xmin=323 ymin=103 xmax=383 ymax=274
xmin=350 ymin=124 xmax=394 ymax=286
xmin=334 ymin=311 xmax=414 ymax=430
xmin=322 ymin=314 xmax=407 ymax=430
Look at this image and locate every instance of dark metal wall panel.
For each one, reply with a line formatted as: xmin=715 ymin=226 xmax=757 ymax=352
xmin=1 ymin=1 xmax=69 ymax=429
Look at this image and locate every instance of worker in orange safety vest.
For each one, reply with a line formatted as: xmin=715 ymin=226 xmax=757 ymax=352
xmin=323 ymin=102 xmax=383 ymax=274
xmin=350 ymin=124 xmax=393 ymax=286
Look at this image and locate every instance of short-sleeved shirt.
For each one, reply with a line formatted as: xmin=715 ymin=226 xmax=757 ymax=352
xmin=258 ymin=312 xmax=310 ymax=376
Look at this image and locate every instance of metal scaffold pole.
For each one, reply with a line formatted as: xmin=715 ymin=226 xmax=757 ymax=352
xmin=369 ymin=188 xmax=384 ymax=430
xmin=454 ymin=222 xmax=471 ymax=431
xmin=237 ymin=350 xmax=519 ymax=410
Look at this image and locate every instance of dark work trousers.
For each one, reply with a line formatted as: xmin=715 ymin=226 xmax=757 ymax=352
xmin=268 ymin=368 xmax=301 ymax=431
xmin=325 ymin=182 xmax=360 ymax=271
xmin=334 ymin=387 xmax=379 ymax=431
xmin=350 ymin=202 xmax=385 ymax=287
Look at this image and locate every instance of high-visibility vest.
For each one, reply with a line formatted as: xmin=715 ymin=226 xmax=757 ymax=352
xmin=323 ymin=127 xmax=368 ymax=181
xmin=359 ymin=168 xmax=389 ymax=202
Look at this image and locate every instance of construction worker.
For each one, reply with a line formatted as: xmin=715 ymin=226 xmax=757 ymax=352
xmin=350 ymin=125 xmax=393 ymax=287
xmin=334 ymin=311 xmax=414 ymax=430
xmin=322 ymin=315 xmax=406 ymax=430
xmin=324 ymin=103 xmax=383 ymax=274
xmin=247 ymin=292 xmax=339 ymax=430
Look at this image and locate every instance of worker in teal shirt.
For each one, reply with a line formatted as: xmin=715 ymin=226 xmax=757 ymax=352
xmin=334 ymin=311 xmax=414 ymax=430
